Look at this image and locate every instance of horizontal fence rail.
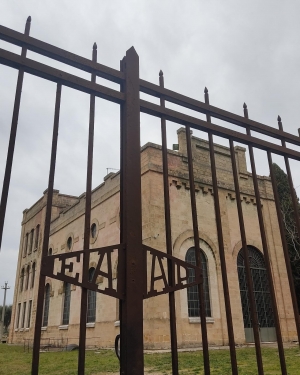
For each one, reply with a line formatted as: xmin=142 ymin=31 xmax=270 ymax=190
xmin=1 ymin=17 xmax=300 ymax=375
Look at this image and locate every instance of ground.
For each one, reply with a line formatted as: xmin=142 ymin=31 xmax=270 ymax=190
xmin=1 ymin=344 xmax=300 ymax=374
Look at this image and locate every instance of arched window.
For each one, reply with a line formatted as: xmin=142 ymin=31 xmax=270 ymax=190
xmin=48 ymin=248 xmax=52 ymax=256
xmin=42 ymin=283 xmax=50 ymax=327
xmin=31 ymin=263 xmax=36 ymax=289
xmin=25 ymin=265 xmax=30 ymax=290
xmin=62 ymin=282 xmax=71 ymax=325
xmin=20 ymin=268 xmax=25 ymax=292
xmin=237 ymin=246 xmax=275 ymax=332
xmin=186 ymin=247 xmax=211 ymax=317
xmin=87 ymin=268 xmax=96 ymax=323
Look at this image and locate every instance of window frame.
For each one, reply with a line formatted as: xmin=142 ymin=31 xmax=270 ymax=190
xmin=62 ymin=282 xmax=71 ymax=325
xmin=186 ymin=247 xmax=211 ymax=318
xmin=87 ymin=268 xmax=96 ymax=323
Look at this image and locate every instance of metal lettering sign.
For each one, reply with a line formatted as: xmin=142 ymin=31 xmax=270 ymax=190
xmin=40 ymin=244 xmax=202 ymax=300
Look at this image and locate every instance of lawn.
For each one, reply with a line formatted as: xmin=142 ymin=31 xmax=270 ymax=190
xmin=1 ymin=344 xmax=300 ymax=374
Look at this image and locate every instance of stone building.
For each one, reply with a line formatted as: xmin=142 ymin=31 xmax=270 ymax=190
xmin=9 ymin=128 xmax=297 ymax=349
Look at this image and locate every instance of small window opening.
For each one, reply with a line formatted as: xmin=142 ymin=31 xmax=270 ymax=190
xmin=91 ymin=223 xmax=97 ymax=239
xmin=67 ymin=237 xmax=72 ymax=250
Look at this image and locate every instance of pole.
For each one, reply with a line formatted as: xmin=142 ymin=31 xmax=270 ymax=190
xmin=0 ymin=282 xmax=10 ymax=340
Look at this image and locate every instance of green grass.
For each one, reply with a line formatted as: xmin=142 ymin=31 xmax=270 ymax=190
xmin=1 ymin=344 xmax=300 ymax=374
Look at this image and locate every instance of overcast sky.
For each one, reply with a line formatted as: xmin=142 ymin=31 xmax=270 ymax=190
xmin=1 ymin=0 xmax=300 ymax=304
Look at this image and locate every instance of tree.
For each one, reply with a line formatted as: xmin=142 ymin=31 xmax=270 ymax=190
xmin=0 ymin=304 xmax=12 ymax=332
xmin=272 ymin=163 xmax=300 ymax=310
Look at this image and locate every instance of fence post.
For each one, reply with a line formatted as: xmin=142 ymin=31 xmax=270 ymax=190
xmin=119 ymin=46 xmax=144 ymax=375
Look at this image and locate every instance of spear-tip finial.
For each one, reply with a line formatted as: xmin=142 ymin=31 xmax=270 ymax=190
xmin=159 ymin=70 xmax=163 ymax=77
xmin=26 ymin=16 xmax=31 ymax=23
xmin=243 ymin=102 xmax=247 ymax=109
xmin=204 ymin=87 xmax=208 ymax=94
xmin=277 ymin=115 xmax=281 ymax=122
xmin=93 ymin=42 xmax=97 ymax=50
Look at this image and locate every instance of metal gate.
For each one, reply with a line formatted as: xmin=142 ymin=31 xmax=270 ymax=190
xmin=1 ymin=16 xmax=300 ymax=375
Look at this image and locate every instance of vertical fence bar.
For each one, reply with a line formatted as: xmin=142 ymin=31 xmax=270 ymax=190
xmin=77 ymin=42 xmax=97 ymax=375
xmin=229 ymin=138 xmax=264 ymax=374
xmin=243 ymin=104 xmax=287 ymax=375
xmin=204 ymin=88 xmax=238 ymax=375
xmin=31 ymin=83 xmax=62 ymax=375
xmin=119 ymin=56 xmax=126 ymax=375
xmin=185 ymin=126 xmax=210 ymax=375
xmin=159 ymin=70 xmax=179 ymax=375
xmin=0 ymin=16 xmax=31 ymax=251
xmin=119 ymin=47 xmax=144 ymax=375
xmin=267 ymin=148 xmax=300 ymax=344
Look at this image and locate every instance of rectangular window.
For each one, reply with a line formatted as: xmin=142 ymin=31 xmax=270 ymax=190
xmin=16 ymin=303 xmax=21 ymax=328
xmin=62 ymin=283 xmax=71 ymax=325
xmin=23 ymin=233 xmax=28 ymax=257
xmin=27 ymin=300 xmax=32 ymax=328
xmin=28 ymin=229 xmax=34 ymax=254
xmin=34 ymin=225 xmax=40 ymax=250
xmin=21 ymin=302 xmax=26 ymax=328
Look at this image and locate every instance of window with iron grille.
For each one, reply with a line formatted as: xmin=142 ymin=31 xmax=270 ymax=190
xmin=186 ymin=247 xmax=211 ymax=317
xmin=62 ymin=282 xmax=71 ymax=325
xmin=237 ymin=246 xmax=275 ymax=328
xmin=42 ymin=284 xmax=50 ymax=327
xmin=27 ymin=300 xmax=32 ymax=328
xmin=87 ymin=268 xmax=96 ymax=323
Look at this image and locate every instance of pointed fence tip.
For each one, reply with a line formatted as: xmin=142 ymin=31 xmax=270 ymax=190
xmin=93 ymin=42 xmax=97 ymax=50
xmin=159 ymin=70 xmax=163 ymax=77
xmin=126 ymin=46 xmax=138 ymax=56
xmin=27 ymin=16 xmax=31 ymax=23
xmin=277 ymin=115 xmax=281 ymax=122
xmin=204 ymin=87 xmax=208 ymax=93
xmin=243 ymin=102 xmax=247 ymax=109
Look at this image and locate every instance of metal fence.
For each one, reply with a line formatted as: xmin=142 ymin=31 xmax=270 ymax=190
xmin=1 ymin=16 xmax=300 ymax=375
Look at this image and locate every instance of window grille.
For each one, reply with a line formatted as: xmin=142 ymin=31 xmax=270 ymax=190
xmin=42 ymin=284 xmax=50 ymax=327
xmin=237 ymin=246 xmax=275 ymax=328
xmin=186 ymin=247 xmax=211 ymax=317
xmin=62 ymin=282 xmax=71 ymax=325
xmin=87 ymin=268 xmax=96 ymax=323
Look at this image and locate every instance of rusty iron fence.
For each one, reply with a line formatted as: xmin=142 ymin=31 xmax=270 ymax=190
xmin=1 ymin=16 xmax=300 ymax=375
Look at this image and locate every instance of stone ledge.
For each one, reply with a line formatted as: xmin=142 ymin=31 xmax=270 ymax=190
xmin=86 ymin=322 xmax=95 ymax=328
xmin=58 ymin=325 xmax=69 ymax=330
xmin=189 ymin=317 xmax=214 ymax=324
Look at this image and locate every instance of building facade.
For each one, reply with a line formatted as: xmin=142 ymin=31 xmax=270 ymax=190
xmin=9 ymin=128 xmax=297 ymax=349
